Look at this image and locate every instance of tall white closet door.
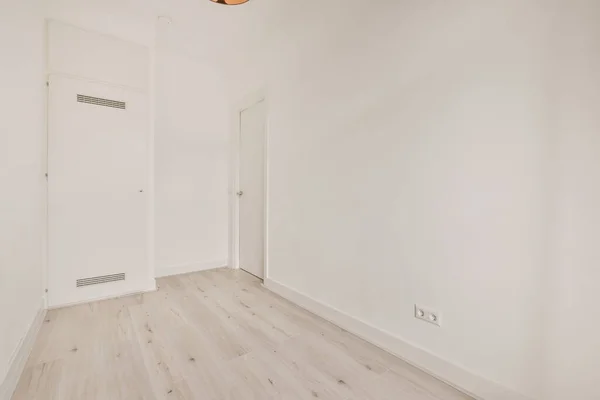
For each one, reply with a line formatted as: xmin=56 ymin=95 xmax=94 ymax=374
xmin=47 ymin=75 xmax=149 ymax=307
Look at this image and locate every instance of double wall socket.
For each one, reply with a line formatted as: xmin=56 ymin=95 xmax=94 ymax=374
xmin=415 ymin=304 xmax=441 ymax=327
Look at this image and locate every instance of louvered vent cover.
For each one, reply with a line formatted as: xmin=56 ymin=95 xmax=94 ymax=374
xmin=77 ymin=94 xmax=126 ymax=110
xmin=76 ymin=273 xmax=126 ymax=287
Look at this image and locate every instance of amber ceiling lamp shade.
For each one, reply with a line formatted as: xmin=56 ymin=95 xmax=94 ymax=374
xmin=210 ymin=0 xmax=249 ymax=5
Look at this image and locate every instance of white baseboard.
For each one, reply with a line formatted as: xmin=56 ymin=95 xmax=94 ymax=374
xmin=155 ymin=259 xmax=228 ymax=278
xmin=48 ymin=285 xmax=157 ymax=310
xmin=263 ymin=278 xmax=532 ymax=400
xmin=0 ymin=299 xmax=47 ymax=400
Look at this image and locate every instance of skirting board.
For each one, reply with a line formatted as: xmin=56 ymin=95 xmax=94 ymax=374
xmin=155 ymin=259 xmax=228 ymax=278
xmin=48 ymin=285 xmax=157 ymax=310
xmin=263 ymin=278 xmax=532 ymax=400
xmin=0 ymin=299 xmax=47 ymax=400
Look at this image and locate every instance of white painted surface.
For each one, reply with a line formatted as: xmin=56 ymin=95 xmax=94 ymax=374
xmin=154 ymin=49 xmax=230 ymax=277
xmin=47 ymin=76 xmax=150 ymax=307
xmin=48 ymin=20 xmax=149 ymax=90
xmin=46 ymin=0 xmax=155 ymax=48
xmin=239 ymin=100 xmax=266 ymax=279
xmin=0 ymin=0 xmax=46 ymax=394
xmin=45 ymin=21 xmax=154 ymax=306
xmin=44 ymin=12 xmax=157 ymax=284
xmin=228 ymin=2 xmax=558 ymax=399
xmin=543 ymin=2 xmax=600 ymax=399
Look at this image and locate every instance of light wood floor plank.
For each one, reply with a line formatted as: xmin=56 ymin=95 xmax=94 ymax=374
xmin=12 ymin=268 xmax=473 ymax=400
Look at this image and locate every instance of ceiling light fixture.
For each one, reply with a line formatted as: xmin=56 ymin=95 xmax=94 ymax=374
xmin=210 ymin=0 xmax=250 ymax=5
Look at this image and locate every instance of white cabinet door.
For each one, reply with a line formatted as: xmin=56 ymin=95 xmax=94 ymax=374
xmin=47 ymin=75 xmax=149 ymax=307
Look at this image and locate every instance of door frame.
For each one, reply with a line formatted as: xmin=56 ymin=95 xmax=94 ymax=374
xmin=229 ymin=89 xmax=269 ymax=279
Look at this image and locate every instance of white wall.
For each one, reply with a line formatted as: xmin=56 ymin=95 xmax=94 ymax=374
xmin=228 ymin=1 xmax=566 ymax=399
xmin=543 ymin=1 xmax=600 ymax=399
xmin=47 ymin=20 xmax=150 ymax=90
xmin=0 ymin=0 xmax=46 ymax=391
xmin=154 ymin=48 xmax=230 ymax=276
xmin=46 ymin=0 xmax=155 ymax=47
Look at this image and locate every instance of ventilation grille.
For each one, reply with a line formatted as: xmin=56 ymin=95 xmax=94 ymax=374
xmin=76 ymin=273 xmax=126 ymax=287
xmin=77 ymin=94 xmax=126 ymax=110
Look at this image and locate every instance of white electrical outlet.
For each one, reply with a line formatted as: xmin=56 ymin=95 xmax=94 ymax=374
xmin=414 ymin=304 xmax=441 ymax=327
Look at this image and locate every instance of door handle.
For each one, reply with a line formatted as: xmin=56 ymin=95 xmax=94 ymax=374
xmin=237 ymin=191 xmax=244 ymax=197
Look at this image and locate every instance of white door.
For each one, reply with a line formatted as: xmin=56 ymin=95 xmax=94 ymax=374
xmin=47 ymin=75 xmax=149 ymax=307
xmin=239 ymin=100 xmax=266 ymax=279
